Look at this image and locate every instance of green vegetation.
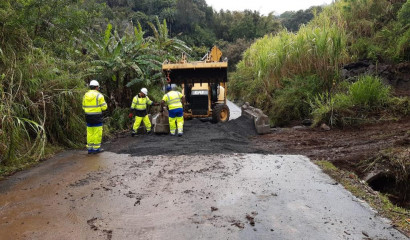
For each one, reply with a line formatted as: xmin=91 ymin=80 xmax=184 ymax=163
xmin=230 ymin=0 xmax=410 ymax=126
xmin=0 ymin=0 xmax=284 ymax=172
xmin=230 ymin=23 xmax=348 ymax=125
xmin=279 ymin=7 xmax=323 ymax=32
xmin=0 ymin=0 xmax=90 ymax=169
xmin=0 ymin=0 xmax=189 ymax=171
xmin=309 ymin=75 xmax=403 ymax=126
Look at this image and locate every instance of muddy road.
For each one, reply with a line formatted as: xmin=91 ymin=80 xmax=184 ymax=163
xmin=0 ymin=103 xmax=408 ymax=239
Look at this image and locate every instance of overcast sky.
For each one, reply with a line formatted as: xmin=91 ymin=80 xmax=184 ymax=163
xmin=205 ymin=0 xmax=334 ymax=15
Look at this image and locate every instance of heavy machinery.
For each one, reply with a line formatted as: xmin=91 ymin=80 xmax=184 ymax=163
xmin=162 ymin=46 xmax=230 ymax=123
xmin=153 ymin=46 xmax=270 ymax=135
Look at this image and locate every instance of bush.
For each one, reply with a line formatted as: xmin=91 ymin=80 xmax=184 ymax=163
xmin=105 ymin=108 xmax=130 ymax=134
xmin=398 ymin=0 xmax=410 ymax=26
xmin=310 ymin=75 xmax=395 ymax=126
xmin=396 ymin=28 xmax=410 ymax=61
xmin=270 ymin=75 xmax=323 ymax=125
xmin=349 ymin=75 xmax=391 ymax=108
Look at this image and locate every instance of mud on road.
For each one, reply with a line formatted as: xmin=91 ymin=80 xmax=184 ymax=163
xmin=0 ymin=151 xmax=406 ymax=239
xmin=106 ymin=116 xmax=266 ymax=156
xmin=0 ymin=112 xmax=409 ymax=239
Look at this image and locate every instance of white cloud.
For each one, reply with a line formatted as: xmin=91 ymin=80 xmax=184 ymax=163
xmin=205 ymin=0 xmax=334 ymax=15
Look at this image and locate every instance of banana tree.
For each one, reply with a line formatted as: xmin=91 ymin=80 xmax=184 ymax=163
xmin=87 ymin=23 xmax=162 ymax=107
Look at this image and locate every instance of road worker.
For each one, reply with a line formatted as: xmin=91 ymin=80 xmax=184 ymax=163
xmin=129 ymin=88 xmax=158 ymax=136
xmin=82 ymin=80 xmax=107 ymax=154
xmin=161 ymin=85 xmax=185 ymax=136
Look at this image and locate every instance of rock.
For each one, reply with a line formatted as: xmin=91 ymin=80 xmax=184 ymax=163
xmin=320 ymin=123 xmax=331 ymax=131
xmin=302 ymin=119 xmax=312 ymax=126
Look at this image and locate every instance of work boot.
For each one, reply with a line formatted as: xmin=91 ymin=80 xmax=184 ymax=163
xmin=94 ymin=148 xmax=104 ymax=154
xmin=131 ymin=130 xmax=136 ymax=137
xmin=146 ymin=130 xmax=152 ymax=134
xmin=88 ymin=150 xmax=94 ymax=154
xmin=178 ymin=132 xmax=183 ymax=137
xmin=170 ymin=133 xmax=176 ymax=136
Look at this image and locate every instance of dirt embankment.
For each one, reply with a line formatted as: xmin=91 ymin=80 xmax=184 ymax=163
xmin=342 ymin=60 xmax=410 ymax=96
xmin=254 ymin=117 xmax=410 ymax=169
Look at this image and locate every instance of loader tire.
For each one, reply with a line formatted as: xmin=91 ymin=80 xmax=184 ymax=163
xmin=212 ymin=104 xmax=230 ymax=123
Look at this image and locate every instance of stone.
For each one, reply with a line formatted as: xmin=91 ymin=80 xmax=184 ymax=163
xmin=320 ymin=123 xmax=331 ymax=131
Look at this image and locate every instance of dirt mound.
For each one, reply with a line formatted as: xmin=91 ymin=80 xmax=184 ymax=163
xmin=107 ymin=116 xmax=265 ymax=156
xmin=217 ymin=115 xmax=258 ymax=137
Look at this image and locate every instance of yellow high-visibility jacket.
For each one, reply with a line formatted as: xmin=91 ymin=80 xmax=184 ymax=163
xmin=162 ymin=91 xmax=183 ymax=110
xmin=82 ymin=90 xmax=107 ymax=124
xmin=131 ymin=96 xmax=153 ymax=111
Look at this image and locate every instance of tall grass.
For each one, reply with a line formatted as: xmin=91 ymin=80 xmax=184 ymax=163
xmin=230 ymin=21 xmax=348 ymax=125
xmin=0 ymin=7 xmax=86 ymax=168
xmin=0 ymin=48 xmax=86 ymax=167
xmin=230 ymin=0 xmax=409 ymax=125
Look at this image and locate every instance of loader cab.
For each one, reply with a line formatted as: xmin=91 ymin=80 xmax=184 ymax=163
xmin=182 ymin=83 xmax=227 ymax=121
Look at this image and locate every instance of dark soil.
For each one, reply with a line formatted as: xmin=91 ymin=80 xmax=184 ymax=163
xmin=253 ymin=117 xmax=410 ymax=173
xmin=106 ymin=116 xmax=267 ymax=156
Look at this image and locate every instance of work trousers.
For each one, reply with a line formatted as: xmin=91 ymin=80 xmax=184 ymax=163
xmin=87 ymin=125 xmax=103 ymax=152
xmin=168 ymin=108 xmax=184 ymax=135
xmin=133 ymin=115 xmax=151 ymax=132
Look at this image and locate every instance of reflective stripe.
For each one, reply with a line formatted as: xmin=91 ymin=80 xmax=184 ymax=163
xmin=131 ymin=96 xmax=150 ymax=110
xmin=83 ymin=90 xmax=107 ymax=114
xmin=83 ymin=105 xmax=100 ymax=108
xmin=164 ymin=91 xmax=183 ymax=110
xmin=85 ymin=112 xmax=102 ymax=115
xmin=166 ymin=93 xmax=181 ymax=103
xmin=168 ymin=99 xmax=180 ymax=104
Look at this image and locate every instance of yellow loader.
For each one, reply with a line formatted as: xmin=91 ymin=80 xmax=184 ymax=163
xmin=153 ymin=46 xmax=270 ymax=135
xmin=162 ymin=46 xmax=229 ymax=123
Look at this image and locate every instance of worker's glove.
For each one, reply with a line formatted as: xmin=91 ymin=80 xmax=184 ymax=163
xmin=128 ymin=113 xmax=133 ymax=119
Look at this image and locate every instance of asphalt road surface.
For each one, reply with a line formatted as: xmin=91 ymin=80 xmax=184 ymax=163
xmin=0 ymin=102 xmax=406 ymax=240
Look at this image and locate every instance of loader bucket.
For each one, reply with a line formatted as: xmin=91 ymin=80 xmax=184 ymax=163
xmin=153 ymin=108 xmax=170 ymax=134
xmin=241 ymin=102 xmax=270 ymax=135
xmin=162 ymin=61 xmax=228 ymax=84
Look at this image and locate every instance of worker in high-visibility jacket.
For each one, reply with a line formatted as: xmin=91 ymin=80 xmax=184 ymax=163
xmin=129 ymin=88 xmax=158 ymax=136
xmin=82 ymin=80 xmax=107 ymax=154
xmin=161 ymin=86 xmax=185 ymax=136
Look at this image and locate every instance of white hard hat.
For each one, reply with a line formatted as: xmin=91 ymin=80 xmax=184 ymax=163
xmin=141 ymin=88 xmax=148 ymax=95
xmin=89 ymin=80 xmax=99 ymax=87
